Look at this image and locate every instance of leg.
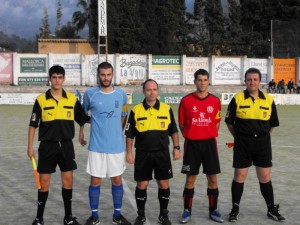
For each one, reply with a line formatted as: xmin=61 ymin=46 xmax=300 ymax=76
xmin=256 ymin=167 xmax=273 ymax=207
xmin=35 ymin=173 xmax=51 ymax=221
xmin=111 ymin=175 xmax=123 ymax=217
xmin=61 ymin=171 xmax=73 ymax=218
xmin=206 ymin=174 xmax=219 ymax=212
xmin=157 ymin=179 xmax=170 ymax=214
xmin=89 ymin=176 xmax=102 ymax=219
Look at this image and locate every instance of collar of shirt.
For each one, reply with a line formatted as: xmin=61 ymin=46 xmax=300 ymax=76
xmin=45 ymin=89 xmax=68 ymax=100
xmin=244 ymin=89 xmax=266 ymax=100
xmin=142 ymin=98 xmax=160 ymax=110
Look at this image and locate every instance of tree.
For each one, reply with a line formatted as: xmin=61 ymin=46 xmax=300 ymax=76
xmin=73 ymin=0 xmax=98 ymax=40
xmin=204 ymin=0 xmax=225 ymax=55
xmin=56 ymin=22 xmax=80 ymax=39
xmin=39 ymin=7 xmax=51 ymax=38
xmin=55 ymin=0 xmax=62 ymax=35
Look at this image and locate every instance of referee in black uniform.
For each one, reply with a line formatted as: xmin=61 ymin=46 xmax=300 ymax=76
xmin=125 ymin=79 xmax=180 ymax=225
xmin=225 ymin=68 xmax=285 ymax=222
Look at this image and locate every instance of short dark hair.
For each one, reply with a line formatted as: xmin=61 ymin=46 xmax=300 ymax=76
xmin=194 ymin=69 xmax=209 ymax=80
xmin=49 ymin=65 xmax=65 ymax=77
xmin=97 ymin=62 xmax=113 ymax=74
xmin=245 ymin=68 xmax=261 ymax=81
xmin=142 ymin=79 xmax=159 ymax=91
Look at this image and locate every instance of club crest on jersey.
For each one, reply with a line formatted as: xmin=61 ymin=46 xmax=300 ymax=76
xmin=207 ymin=106 xmax=214 ymax=113
xmin=67 ymin=111 xmax=71 ymax=117
xmin=161 ymin=121 xmax=165 ymax=128
xmin=31 ymin=113 xmax=36 ymax=121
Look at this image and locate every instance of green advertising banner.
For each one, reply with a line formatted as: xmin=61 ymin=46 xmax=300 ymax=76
xmin=20 ymin=58 xmax=46 ymax=73
xmin=152 ymin=55 xmax=181 ymax=67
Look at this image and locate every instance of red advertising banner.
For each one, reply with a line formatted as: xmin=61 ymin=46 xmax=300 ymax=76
xmin=0 ymin=52 xmax=13 ymax=84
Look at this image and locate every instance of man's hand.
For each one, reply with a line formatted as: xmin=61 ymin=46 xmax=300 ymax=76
xmin=126 ymin=151 xmax=134 ymax=164
xmin=173 ymin=149 xmax=181 ymax=160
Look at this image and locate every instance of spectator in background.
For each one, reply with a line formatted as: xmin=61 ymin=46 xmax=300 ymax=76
xmin=267 ymin=79 xmax=276 ymax=93
xmin=277 ymin=79 xmax=285 ymax=93
xmin=297 ymin=80 xmax=300 ymax=94
xmin=287 ymin=78 xmax=295 ymax=94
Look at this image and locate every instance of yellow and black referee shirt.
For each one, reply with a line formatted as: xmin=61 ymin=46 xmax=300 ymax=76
xmin=225 ymin=90 xmax=279 ymax=135
xmin=29 ymin=89 xmax=87 ymax=141
xmin=125 ymin=99 xmax=178 ymax=151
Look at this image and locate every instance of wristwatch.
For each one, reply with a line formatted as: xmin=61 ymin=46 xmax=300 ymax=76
xmin=173 ymin=145 xmax=180 ymax=150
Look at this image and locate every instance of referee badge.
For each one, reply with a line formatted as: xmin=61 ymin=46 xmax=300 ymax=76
xmin=161 ymin=122 xmax=165 ymax=128
xmin=67 ymin=111 xmax=71 ymax=117
xmin=31 ymin=113 xmax=36 ymax=121
xmin=263 ymin=112 xmax=267 ymax=118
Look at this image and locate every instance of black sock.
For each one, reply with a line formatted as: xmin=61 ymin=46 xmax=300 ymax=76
xmin=183 ymin=188 xmax=194 ymax=212
xmin=158 ymin=188 xmax=170 ymax=214
xmin=135 ymin=187 xmax=147 ymax=214
xmin=62 ymin=188 xmax=73 ymax=218
xmin=259 ymin=181 xmax=274 ymax=208
xmin=231 ymin=180 xmax=244 ymax=211
xmin=37 ymin=191 xmax=48 ymax=219
xmin=207 ymin=188 xmax=219 ymax=212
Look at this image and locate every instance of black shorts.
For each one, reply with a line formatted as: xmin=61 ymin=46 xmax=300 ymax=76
xmin=181 ymin=138 xmax=221 ymax=175
xmin=134 ymin=149 xmax=173 ymax=181
xmin=233 ymin=133 xmax=272 ymax=168
xmin=38 ymin=140 xmax=77 ymax=173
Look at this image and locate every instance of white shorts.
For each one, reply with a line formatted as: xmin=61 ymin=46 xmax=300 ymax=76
xmin=86 ymin=151 xmax=126 ymax=178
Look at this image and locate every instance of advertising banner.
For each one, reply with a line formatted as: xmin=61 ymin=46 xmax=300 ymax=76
xmin=274 ymin=58 xmax=296 ymax=83
xmin=0 ymin=52 xmax=13 ymax=84
xmin=248 ymin=58 xmax=268 ymax=83
xmin=116 ymin=54 xmax=147 ymax=85
xmin=81 ymin=54 xmax=115 ymax=86
xmin=212 ymin=57 xmax=242 ymax=85
xmin=49 ymin=54 xmax=81 ymax=85
xmin=150 ymin=55 xmax=181 ymax=85
xmin=185 ymin=57 xmax=209 ymax=84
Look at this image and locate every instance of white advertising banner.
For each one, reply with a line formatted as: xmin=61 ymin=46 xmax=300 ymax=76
xmin=222 ymin=93 xmax=284 ymax=105
xmin=248 ymin=58 xmax=268 ymax=83
xmin=115 ymin=54 xmax=147 ymax=85
xmin=81 ymin=54 xmax=114 ymax=86
xmin=212 ymin=57 xmax=242 ymax=85
xmin=185 ymin=57 xmax=209 ymax=84
xmin=98 ymin=0 xmax=107 ymax=36
xmin=49 ymin=54 xmax=81 ymax=85
xmin=150 ymin=55 xmax=181 ymax=85
xmin=0 ymin=93 xmax=38 ymax=105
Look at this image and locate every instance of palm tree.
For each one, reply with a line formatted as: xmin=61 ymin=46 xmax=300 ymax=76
xmin=72 ymin=0 xmax=98 ymax=40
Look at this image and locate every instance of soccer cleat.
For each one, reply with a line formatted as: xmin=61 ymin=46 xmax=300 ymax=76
xmin=84 ymin=216 xmax=101 ymax=225
xmin=267 ymin=204 xmax=286 ymax=222
xmin=32 ymin=218 xmax=44 ymax=225
xmin=228 ymin=208 xmax=239 ymax=222
xmin=158 ymin=209 xmax=171 ymax=225
xmin=64 ymin=216 xmax=82 ymax=225
xmin=134 ymin=215 xmax=146 ymax=225
xmin=209 ymin=210 xmax=224 ymax=223
xmin=112 ymin=214 xmax=132 ymax=225
xmin=179 ymin=210 xmax=191 ymax=224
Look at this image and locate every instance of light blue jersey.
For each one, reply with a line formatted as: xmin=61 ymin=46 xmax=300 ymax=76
xmin=83 ymin=87 xmax=128 ymax=153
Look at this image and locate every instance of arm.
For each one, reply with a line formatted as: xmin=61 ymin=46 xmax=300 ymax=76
xmin=126 ymin=137 xmax=134 ymax=164
xmin=179 ymin=124 xmax=184 ymax=134
xmin=226 ymin=123 xmax=235 ymax=137
xmin=27 ymin=126 xmax=36 ymax=159
xmin=171 ymin=132 xmax=180 ymax=160
xmin=79 ymin=125 xmax=87 ymax=146
xmin=121 ymin=115 xmax=127 ymax=130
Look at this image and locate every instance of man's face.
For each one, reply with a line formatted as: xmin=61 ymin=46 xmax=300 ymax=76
xmin=50 ymin=73 xmax=64 ymax=90
xmin=143 ymin=81 xmax=158 ymax=102
xmin=194 ymin=74 xmax=209 ymax=92
xmin=245 ymin=73 xmax=260 ymax=93
xmin=98 ymin=68 xmax=113 ymax=87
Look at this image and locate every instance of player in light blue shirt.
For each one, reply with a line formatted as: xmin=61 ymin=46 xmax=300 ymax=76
xmin=79 ymin=62 xmax=131 ymax=225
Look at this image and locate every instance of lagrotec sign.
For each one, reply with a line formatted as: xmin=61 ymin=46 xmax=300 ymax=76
xmin=151 ymin=55 xmax=181 ymax=85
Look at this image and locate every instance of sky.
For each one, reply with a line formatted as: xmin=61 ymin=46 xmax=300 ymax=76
xmin=0 ymin=0 xmax=195 ymax=40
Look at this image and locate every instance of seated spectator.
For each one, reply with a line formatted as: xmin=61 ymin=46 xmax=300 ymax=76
xmin=287 ymin=78 xmax=295 ymax=94
xmin=268 ymin=79 xmax=276 ymax=93
xmin=277 ymin=79 xmax=285 ymax=93
xmin=297 ymin=80 xmax=300 ymax=94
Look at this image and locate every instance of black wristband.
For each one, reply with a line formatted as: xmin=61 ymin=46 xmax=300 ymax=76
xmin=173 ymin=146 xmax=180 ymax=150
